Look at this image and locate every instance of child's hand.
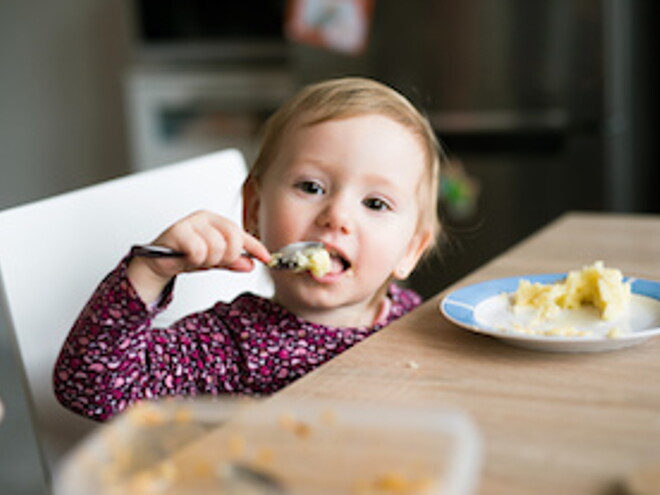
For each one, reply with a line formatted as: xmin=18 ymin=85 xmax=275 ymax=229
xmin=127 ymin=211 xmax=270 ymax=303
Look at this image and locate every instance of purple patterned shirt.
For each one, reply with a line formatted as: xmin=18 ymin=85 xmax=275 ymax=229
xmin=53 ymin=257 xmax=421 ymax=421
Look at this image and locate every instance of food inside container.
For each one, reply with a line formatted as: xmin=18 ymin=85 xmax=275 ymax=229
xmin=54 ymin=397 xmax=481 ymax=495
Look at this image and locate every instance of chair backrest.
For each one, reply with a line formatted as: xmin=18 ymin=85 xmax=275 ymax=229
xmin=0 ymin=149 xmax=273 ymax=476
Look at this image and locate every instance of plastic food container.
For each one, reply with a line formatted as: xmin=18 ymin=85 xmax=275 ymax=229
xmin=55 ymin=396 xmax=482 ymax=495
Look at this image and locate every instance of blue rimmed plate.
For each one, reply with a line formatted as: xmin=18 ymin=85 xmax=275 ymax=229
xmin=440 ymin=274 xmax=660 ymax=352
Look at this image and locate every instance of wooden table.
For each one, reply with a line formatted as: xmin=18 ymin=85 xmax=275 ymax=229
xmin=100 ymin=212 xmax=660 ymax=494
xmin=277 ymin=212 xmax=660 ymax=494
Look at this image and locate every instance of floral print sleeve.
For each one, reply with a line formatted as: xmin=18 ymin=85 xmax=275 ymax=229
xmin=53 ymin=256 xmax=422 ymax=422
xmin=53 ymin=256 xmax=244 ymax=421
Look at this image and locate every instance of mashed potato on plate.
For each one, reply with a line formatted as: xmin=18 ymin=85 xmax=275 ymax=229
xmin=513 ymin=261 xmax=631 ymax=321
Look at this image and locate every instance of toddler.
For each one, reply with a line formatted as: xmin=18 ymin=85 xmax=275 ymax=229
xmin=53 ymin=77 xmax=443 ymax=421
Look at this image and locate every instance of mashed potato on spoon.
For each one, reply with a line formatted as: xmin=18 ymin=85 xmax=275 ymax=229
xmin=268 ymin=245 xmax=332 ymax=278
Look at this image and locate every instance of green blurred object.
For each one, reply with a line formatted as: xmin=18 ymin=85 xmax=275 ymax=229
xmin=440 ymin=159 xmax=480 ymax=220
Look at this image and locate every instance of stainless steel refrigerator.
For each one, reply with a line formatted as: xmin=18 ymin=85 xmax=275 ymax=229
xmin=291 ymin=0 xmax=656 ymax=296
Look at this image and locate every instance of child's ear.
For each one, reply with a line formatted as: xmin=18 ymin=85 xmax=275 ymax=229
xmin=242 ymin=177 xmax=260 ymax=237
xmin=392 ymin=229 xmax=432 ymax=280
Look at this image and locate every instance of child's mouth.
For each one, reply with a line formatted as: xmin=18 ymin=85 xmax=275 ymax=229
xmin=309 ymin=250 xmax=352 ymax=282
xmin=329 ymin=253 xmax=351 ymax=274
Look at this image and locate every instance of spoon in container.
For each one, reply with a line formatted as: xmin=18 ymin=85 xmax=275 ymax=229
xmin=132 ymin=241 xmax=327 ymax=273
xmin=221 ymin=462 xmax=287 ymax=494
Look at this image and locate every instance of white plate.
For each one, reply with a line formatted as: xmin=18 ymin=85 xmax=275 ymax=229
xmin=440 ymin=274 xmax=660 ymax=352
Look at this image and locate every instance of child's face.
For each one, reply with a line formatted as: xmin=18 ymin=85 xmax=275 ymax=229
xmin=245 ymin=113 xmax=430 ymax=322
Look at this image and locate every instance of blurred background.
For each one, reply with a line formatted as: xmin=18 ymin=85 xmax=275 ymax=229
xmin=0 ymin=0 xmax=658 ymax=294
xmin=0 ymin=1 xmax=657 ymax=491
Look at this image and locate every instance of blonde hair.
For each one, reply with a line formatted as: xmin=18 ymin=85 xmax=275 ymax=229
xmin=248 ymin=77 xmax=443 ymax=258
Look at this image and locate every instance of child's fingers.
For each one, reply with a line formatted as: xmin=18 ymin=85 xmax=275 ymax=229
xmin=192 ymin=221 xmax=233 ymax=267
xmin=149 ymin=211 xmax=270 ymax=273
xmin=203 ymin=213 xmax=269 ymax=264
xmin=168 ymin=212 xmax=233 ymax=268
xmin=219 ymin=223 xmax=246 ymax=264
xmin=202 ymin=215 xmax=253 ymax=266
xmin=223 ymin=256 xmax=256 ymax=273
xmin=241 ymin=232 xmax=271 ymax=264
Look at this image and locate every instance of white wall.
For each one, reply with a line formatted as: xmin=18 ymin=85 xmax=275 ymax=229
xmin=0 ymin=0 xmax=132 ymax=211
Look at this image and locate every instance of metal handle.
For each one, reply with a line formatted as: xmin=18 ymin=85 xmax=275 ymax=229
xmin=132 ymin=244 xmax=184 ymax=258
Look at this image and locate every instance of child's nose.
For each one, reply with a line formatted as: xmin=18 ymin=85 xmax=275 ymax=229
xmin=316 ymin=199 xmax=353 ymax=234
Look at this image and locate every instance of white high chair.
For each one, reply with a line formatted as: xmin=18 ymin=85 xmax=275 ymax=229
xmin=0 ymin=149 xmax=273 ymax=479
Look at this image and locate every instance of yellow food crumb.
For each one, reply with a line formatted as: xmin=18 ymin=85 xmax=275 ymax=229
xmin=278 ymin=411 xmax=313 ymax=438
xmin=320 ymin=408 xmax=338 ymax=426
xmin=513 ymin=261 xmax=631 ymax=321
xmin=406 ymin=360 xmax=420 ymax=370
xmin=129 ymin=462 xmax=177 ymax=494
xmin=278 ymin=411 xmax=296 ymax=430
xmin=128 ymin=403 xmax=167 ymax=427
xmin=607 ymin=327 xmax=624 ymax=339
xmin=254 ymin=447 xmax=276 ymax=466
xmin=353 ymin=472 xmax=434 ymax=494
xmin=544 ymin=326 xmax=592 ymax=337
xmin=131 ymin=472 xmax=170 ymax=494
xmin=173 ymin=406 xmax=192 ymax=423
xmin=192 ymin=460 xmax=213 ymax=477
xmin=293 ymin=420 xmax=312 ymax=439
xmin=227 ymin=433 xmax=246 ymax=458
xmin=156 ymin=460 xmax=178 ymax=481
xmin=509 ymin=323 xmax=592 ymax=337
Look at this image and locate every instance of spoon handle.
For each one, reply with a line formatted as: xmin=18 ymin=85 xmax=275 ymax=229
xmin=132 ymin=244 xmax=185 ymax=258
xmin=132 ymin=244 xmax=258 ymax=260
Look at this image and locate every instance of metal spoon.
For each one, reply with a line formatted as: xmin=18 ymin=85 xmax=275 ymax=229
xmin=221 ymin=462 xmax=286 ymax=494
xmin=132 ymin=241 xmax=325 ymax=271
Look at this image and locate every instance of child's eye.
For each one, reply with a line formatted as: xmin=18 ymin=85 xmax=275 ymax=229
xmin=363 ymin=197 xmax=392 ymax=212
xmin=295 ymin=180 xmax=325 ymax=195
